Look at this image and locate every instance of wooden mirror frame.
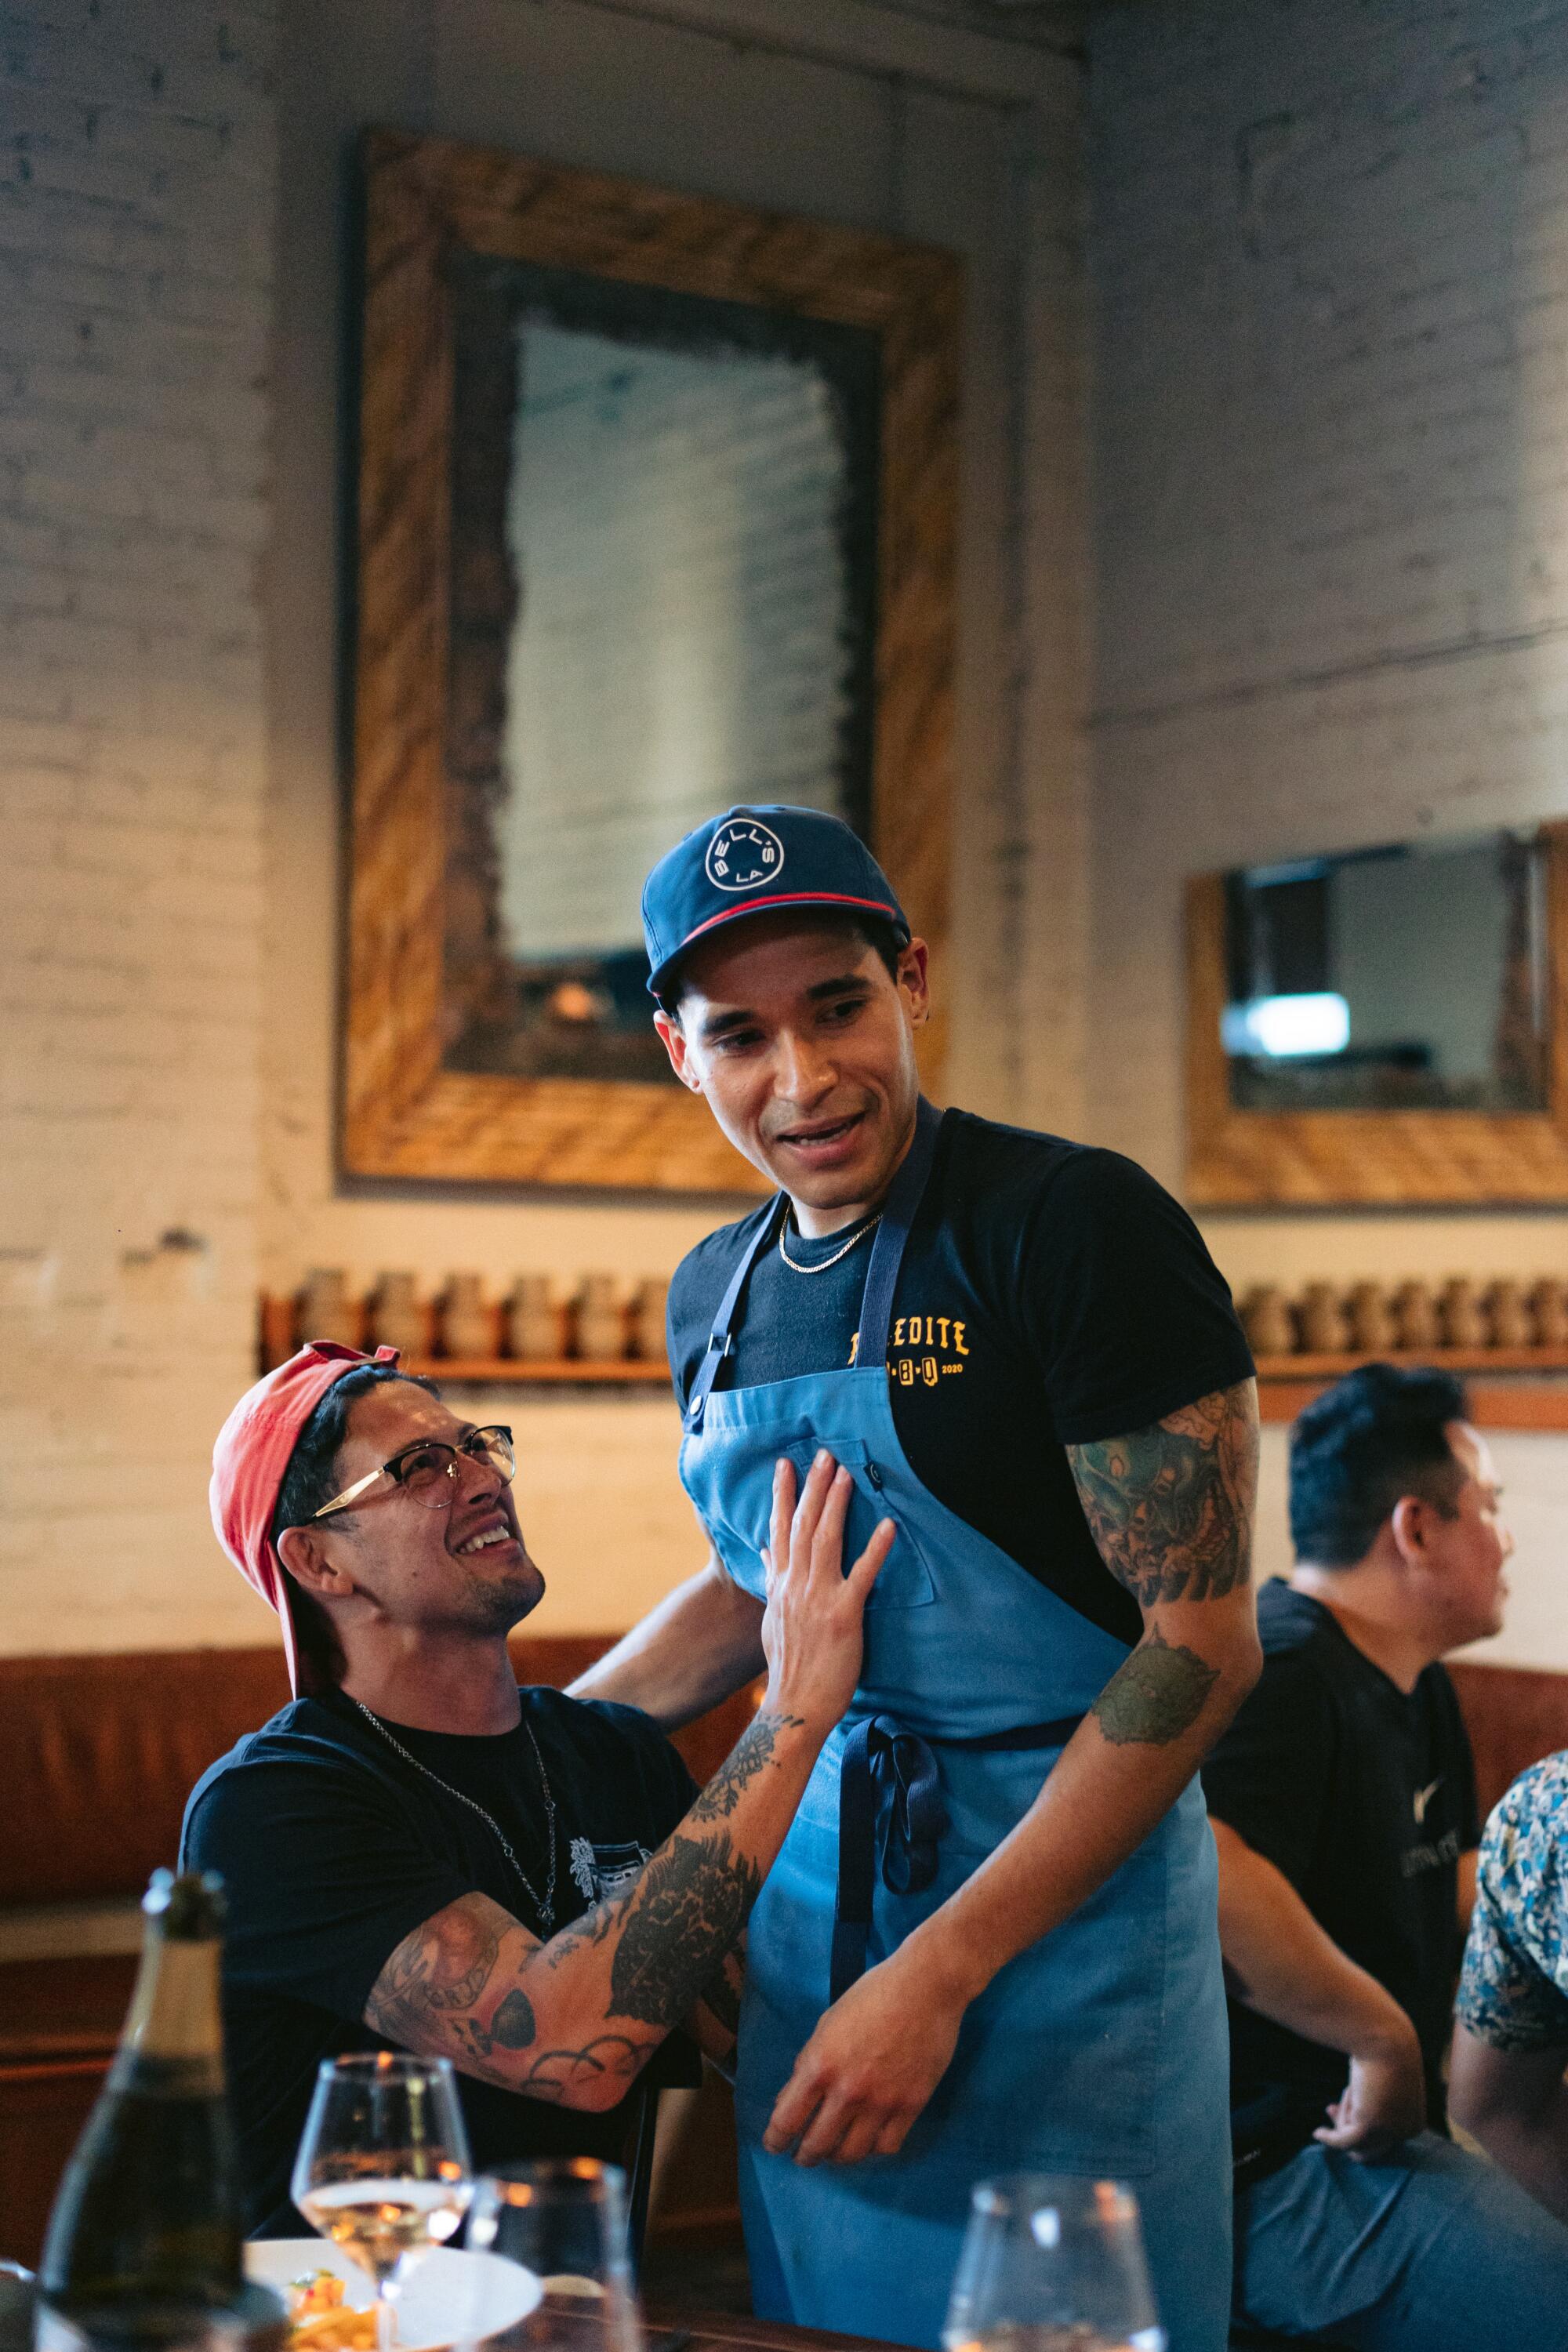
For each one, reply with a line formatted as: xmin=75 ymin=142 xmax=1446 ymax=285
xmin=342 ymin=129 xmax=960 ymax=1193
xmin=1185 ymin=819 xmax=1568 ymax=1205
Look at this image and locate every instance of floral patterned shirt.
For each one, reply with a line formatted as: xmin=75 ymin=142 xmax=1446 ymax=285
xmin=1456 ymin=1751 xmax=1568 ymax=2051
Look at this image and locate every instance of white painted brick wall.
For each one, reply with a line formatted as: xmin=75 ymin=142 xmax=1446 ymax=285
xmin=0 ymin=1 xmax=277 ymax=1653
xmin=1088 ymin=0 xmax=1568 ymax=1667
xmin=1088 ymin=0 xmax=1568 ymax=1211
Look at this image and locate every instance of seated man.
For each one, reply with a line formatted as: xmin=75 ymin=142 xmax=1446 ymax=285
xmin=1450 ymin=1751 xmax=1568 ymax=2222
xmin=1201 ymin=1362 xmax=1568 ymax=2350
xmin=182 ymin=1342 xmax=888 ymax=2234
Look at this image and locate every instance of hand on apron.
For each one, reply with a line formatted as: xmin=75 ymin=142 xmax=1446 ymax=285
xmin=762 ymin=1940 xmax=966 ymax=2166
xmin=760 ymin=1451 xmax=897 ymax=1733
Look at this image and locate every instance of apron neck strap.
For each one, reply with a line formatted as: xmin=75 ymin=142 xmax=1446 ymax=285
xmin=683 ymin=1194 xmax=787 ymax=1432
xmin=682 ymin=1098 xmax=946 ymax=1430
xmin=854 ymin=1097 xmax=945 ymax=1371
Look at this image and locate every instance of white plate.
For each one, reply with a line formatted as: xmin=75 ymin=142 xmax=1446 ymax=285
xmin=245 ymin=2240 xmax=543 ymax=2350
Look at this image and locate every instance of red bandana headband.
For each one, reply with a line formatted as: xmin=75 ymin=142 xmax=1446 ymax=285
xmin=210 ymin=1341 xmax=400 ymax=1694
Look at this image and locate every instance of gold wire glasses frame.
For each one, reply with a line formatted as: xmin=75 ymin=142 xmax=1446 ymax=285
xmin=311 ymin=1426 xmax=517 ymax=1520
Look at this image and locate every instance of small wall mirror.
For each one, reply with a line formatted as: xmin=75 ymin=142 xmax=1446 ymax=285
xmin=1185 ymin=820 xmax=1568 ymax=1204
xmin=1222 ymin=828 xmax=1549 ymax=1115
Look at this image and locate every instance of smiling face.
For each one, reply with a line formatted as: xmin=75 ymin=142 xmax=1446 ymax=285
xmin=278 ymin=1383 xmax=545 ymax=1643
xmin=654 ymin=911 xmax=930 ymax=1232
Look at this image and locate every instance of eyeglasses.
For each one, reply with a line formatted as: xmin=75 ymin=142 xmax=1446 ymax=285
xmin=311 ymin=1426 xmax=516 ymax=1520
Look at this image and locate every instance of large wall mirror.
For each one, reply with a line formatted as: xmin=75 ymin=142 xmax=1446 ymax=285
xmin=343 ymin=130 xmax=959 ymax=1192
xmin=1187 ymin=820 xmax=1568 ymax=1204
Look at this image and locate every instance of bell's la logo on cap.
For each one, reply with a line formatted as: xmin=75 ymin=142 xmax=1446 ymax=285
xmin=641 ymin=801 xmax=912 ymax=1000
xmin=705 ymin=816 xmax=785 ymax=893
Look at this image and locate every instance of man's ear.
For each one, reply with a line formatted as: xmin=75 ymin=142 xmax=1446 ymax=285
xmin=898 ymin=938 xmax=931 ymax=1027
xmin=654 ymin=1006 xmax=703 ymax=1094
xmin=276 ymin=1523 xmax=357 ymax=1598
xmin=1389 ymin=1494 xmax=1428 ymax=1566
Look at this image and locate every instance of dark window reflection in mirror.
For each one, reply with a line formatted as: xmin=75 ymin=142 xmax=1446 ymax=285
xmin=1222 ymin=829 xmax=1549 ymax=1112
xmin=441 ymin=252 xmax=880 ymax=1086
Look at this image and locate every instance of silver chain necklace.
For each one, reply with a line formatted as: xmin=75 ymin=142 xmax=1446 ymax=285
xmin=778 ymin=1208 xmax=881 ymax=1275
xmin=350 ymin=1697 xmax=558 ymax=1929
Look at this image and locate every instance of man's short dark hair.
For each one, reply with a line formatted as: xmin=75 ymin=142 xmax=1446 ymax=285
xmin=659 ymin=909 xmax=903 ymax=1019
xmin=1289 ymin=1361 xmax=1470 ymax=1567
xmin=271 ymin=1363 xmax=438 ymax=1682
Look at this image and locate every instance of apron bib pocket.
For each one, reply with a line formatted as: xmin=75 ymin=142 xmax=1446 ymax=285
xmin=780 ymin=1437 xmax=936 ymax=1610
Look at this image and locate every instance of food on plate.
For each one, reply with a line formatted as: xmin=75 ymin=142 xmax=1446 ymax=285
xmin=286 ymin=2271 xmax=377 ymax=2352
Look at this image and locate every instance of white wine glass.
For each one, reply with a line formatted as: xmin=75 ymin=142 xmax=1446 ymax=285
xmin=466 ymin=2160 xmax=641 ymax=2352
xmin=943 ymin=2174 xmax=1166 ymax=2352
xmin=291 ymin=2055 xmax=473 ymax=2352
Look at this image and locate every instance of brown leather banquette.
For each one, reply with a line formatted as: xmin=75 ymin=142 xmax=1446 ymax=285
xmin=0 ymin=1638 xmax=756 ymax=2267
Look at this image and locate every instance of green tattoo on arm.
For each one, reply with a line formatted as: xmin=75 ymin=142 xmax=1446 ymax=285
xmin=1066 ymin=1378 xmax=1258 ymax=1606
xmin=1091 ymin=1626 xmax=1220 ymax=1746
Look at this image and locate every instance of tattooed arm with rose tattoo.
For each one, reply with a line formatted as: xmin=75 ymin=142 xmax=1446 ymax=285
xmin=764 ymin=1379 xmax=1263 ymax=2167
xmin=365 ymin=1454 xmax=888 ymax=2109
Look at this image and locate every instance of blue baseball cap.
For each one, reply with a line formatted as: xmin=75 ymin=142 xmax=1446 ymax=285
xmin=641 ymin=804 xmax=911 ymax=1001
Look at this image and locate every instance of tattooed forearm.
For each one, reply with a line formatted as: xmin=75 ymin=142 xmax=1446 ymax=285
xmin=610 ymin=1831 xmax=762 ymax=2027
xmin=1068 ymin=1378 xmax=1258 ymax=1606
xmin=689 ymin=1709 xmax=806 ymax=1822
xmin=698 ymin=1950 xmax=743 ymax=2042
xmin=1092 ymin=1626 xmax=1220 ymax=1746
xmin=364 ymin=1691 xmax=813 ymax=2109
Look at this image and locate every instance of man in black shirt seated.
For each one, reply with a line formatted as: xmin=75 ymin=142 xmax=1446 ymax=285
xmin=183 ymin=1345 xmax=890 ymax=2235
xmin=1203 ymin=1363 xmax=1568 ymax=2349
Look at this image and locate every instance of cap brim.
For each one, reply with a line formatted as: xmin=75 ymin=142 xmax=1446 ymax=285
xmin=648 ymin=891 xmax=910 ymax=998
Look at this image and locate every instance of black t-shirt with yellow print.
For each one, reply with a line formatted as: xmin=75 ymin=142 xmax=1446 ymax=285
xmin=667 ymin=1109 xmax=1254 ymax=1645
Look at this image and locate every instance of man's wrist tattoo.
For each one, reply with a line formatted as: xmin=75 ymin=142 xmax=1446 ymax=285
xmin=690 ymin=1708 xmax=805 ymax=1823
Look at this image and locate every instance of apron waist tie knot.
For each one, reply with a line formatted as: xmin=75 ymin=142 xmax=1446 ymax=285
xmin=829 ymin=1709 xmax=1087 ymax=2002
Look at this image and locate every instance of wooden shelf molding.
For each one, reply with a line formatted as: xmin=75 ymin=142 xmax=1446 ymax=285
xmin=1254 ymin=1352 xmax=1568 ymax=1429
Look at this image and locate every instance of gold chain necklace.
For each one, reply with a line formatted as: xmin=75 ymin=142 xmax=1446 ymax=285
xmin=778 ymin=1209 xmax=881 ymax=1275
xmin=350 ymin=1697 xmax=558 ymax=1928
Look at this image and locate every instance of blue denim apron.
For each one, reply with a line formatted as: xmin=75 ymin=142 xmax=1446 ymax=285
xmin=679 ymin=1102 xmax=1231 ymax=2352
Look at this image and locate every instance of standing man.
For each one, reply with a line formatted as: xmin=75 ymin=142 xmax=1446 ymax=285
xmin=574 ymin=806 xmax=1262 ymax=2351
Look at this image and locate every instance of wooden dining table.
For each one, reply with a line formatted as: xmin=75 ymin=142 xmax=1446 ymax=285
xmin=643 ymin=2314 xmax=909 ymax=2352
xmin=496 ymin=2296 xmax=912 ymax=2352
xmin=643 ymin=2316 xmax=907 ymax=2352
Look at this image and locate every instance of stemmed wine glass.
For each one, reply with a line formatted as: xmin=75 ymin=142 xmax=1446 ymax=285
xmin=942 ymin=2174 xmax=1166 ymax=2352
xmin=292 ymin=2055 xmax=474 ymax=2352
xmin=466 ymin=2160 xmax=642 ymax=2352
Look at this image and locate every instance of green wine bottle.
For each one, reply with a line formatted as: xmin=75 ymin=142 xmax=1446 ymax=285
xmin=37 ymin=1871 xmax=285 ymax=2352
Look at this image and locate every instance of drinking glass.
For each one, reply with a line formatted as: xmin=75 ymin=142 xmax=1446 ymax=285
xmin=291 ymin=2055 xmax=474 ymax=2352
xmin=466 ymin=2161 xmax=641 ymax=2352
xmin=942 ymin=2174 xmax=1166 ymax=2352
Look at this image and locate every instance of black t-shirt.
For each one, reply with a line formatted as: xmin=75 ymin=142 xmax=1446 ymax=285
xmin=180 ymin=1686 xmax=698 ymax=2236
xmin=1200 ymin=1581 xmax=1480 ymax=2182
xmin=668 ymin=1109 xmax=1254 ymax=1643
